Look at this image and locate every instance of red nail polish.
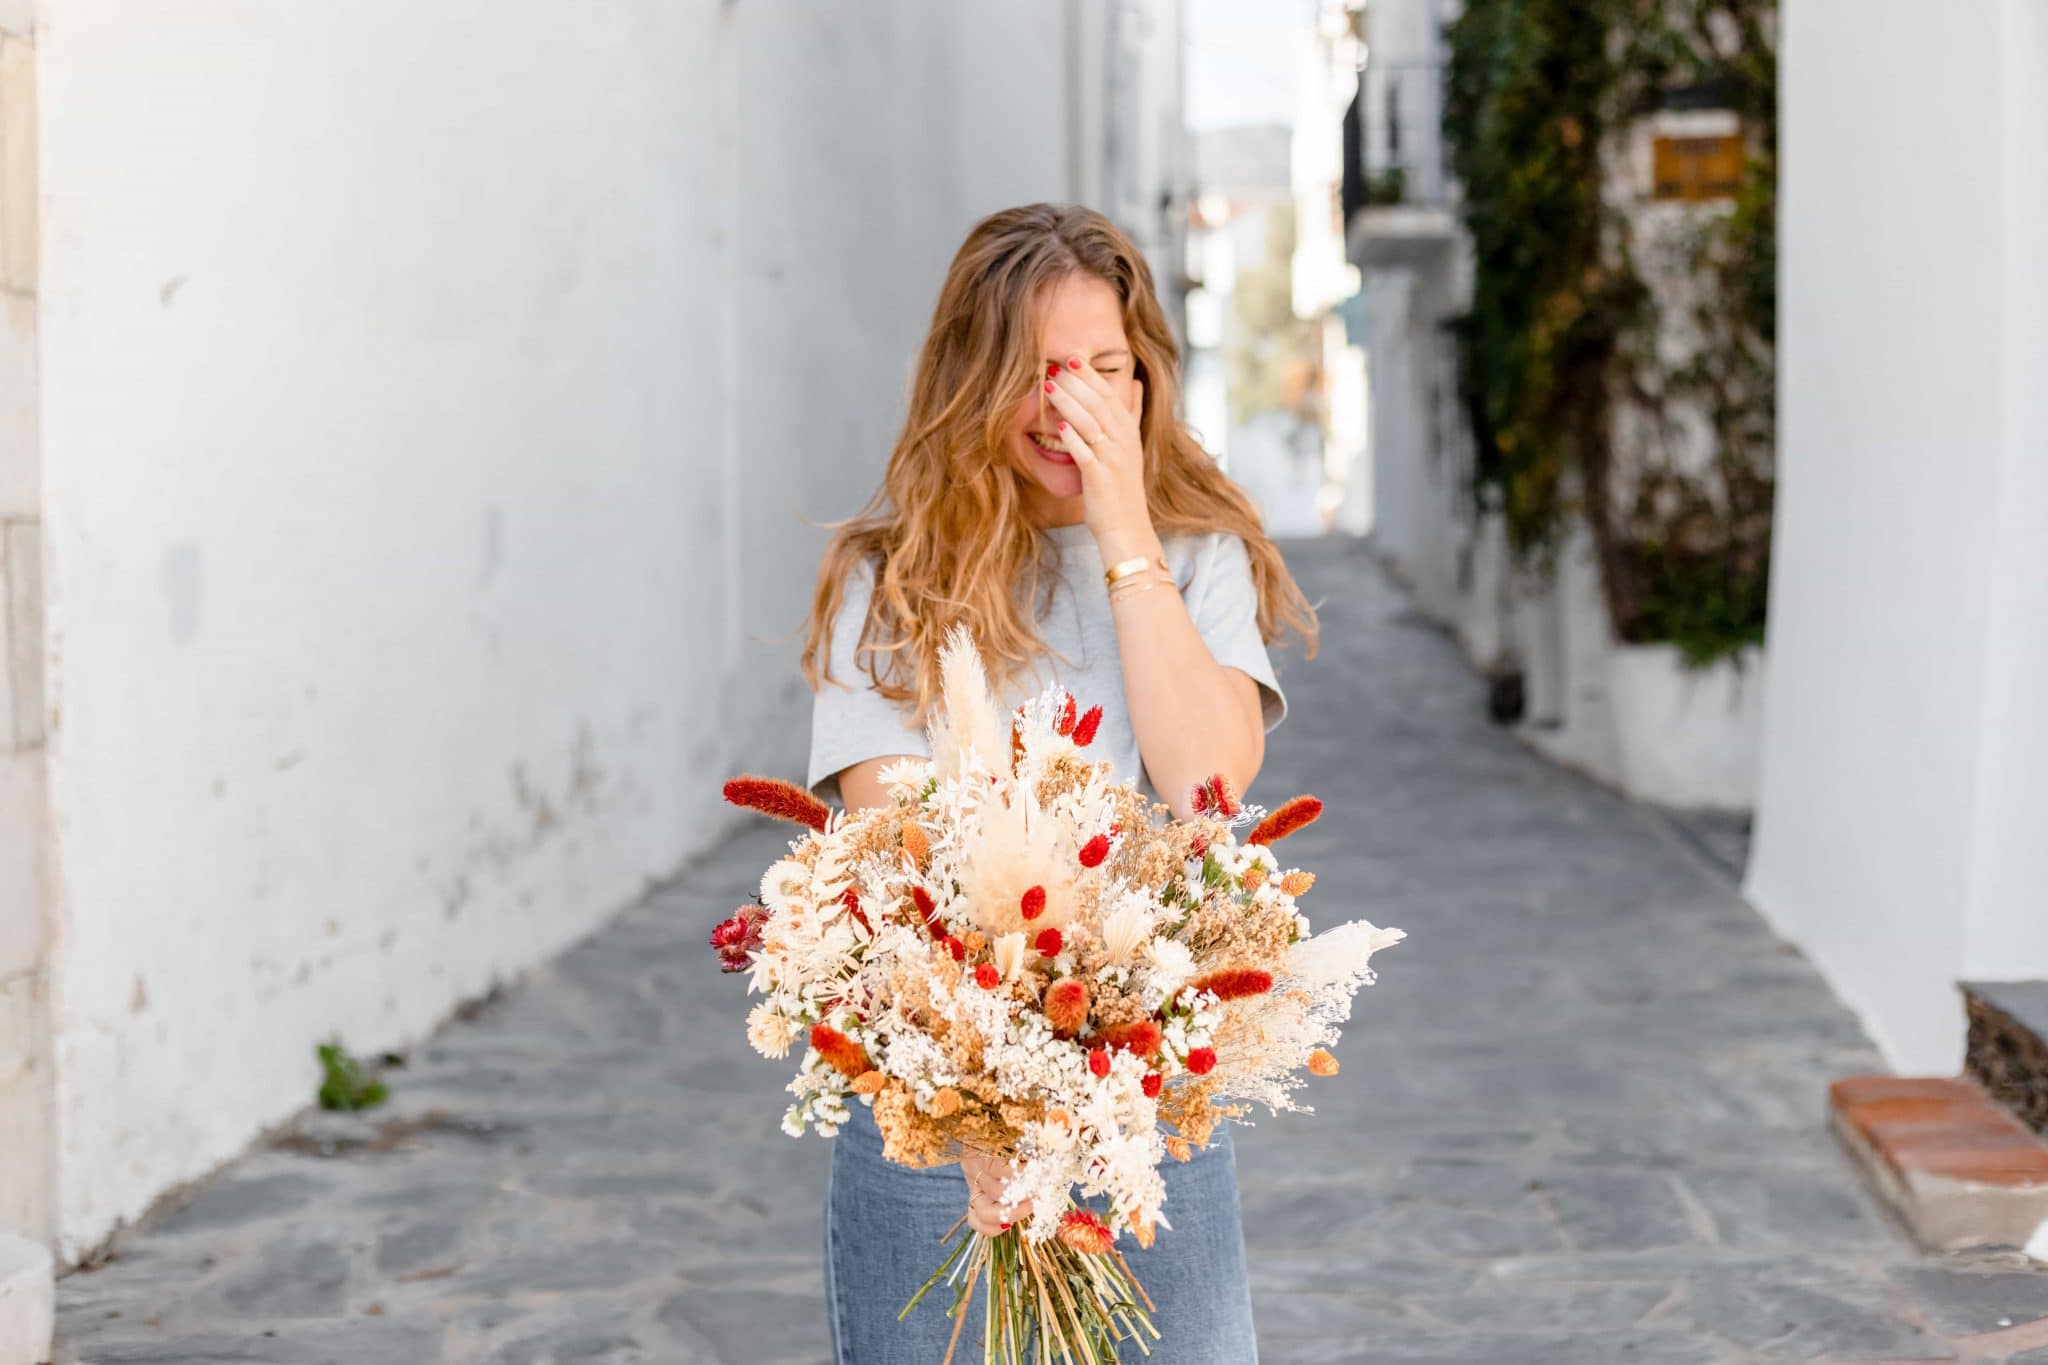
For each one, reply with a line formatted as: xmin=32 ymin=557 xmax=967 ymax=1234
xmin=1058 ymin=420 xmax=1068 ymax=430
xmin=1067 ymin=357 xmax=1081 ymax=370
xmin=1046 ymin=363 xmax=1060 ymax=378
xmin=1044 ymin=380 xmax=1054 ymax=393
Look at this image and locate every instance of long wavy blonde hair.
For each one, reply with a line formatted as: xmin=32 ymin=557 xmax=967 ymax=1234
xmin=801 ymin=202 xmax=1318 ymax=721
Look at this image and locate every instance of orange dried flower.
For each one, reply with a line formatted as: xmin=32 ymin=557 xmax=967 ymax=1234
xmin=932 ymin=1086 xmax=963 ymax=1117
xmin=851 ymin=1069 xmax=888 ymax=1095
xmin=1307 ymin=1048 xmax=1340 ymax=1077
xmin=1249 ymin=795 xmax=1323 ymax=846
xmin=1279 ymin=870 xmax=1316 ymax=896
xmin=900 ymin=821 xmax=930 ymax=869
xmin=1097 ymin=1019 xmax=1163 ymax=1059
xmin=1240 ymin=866 xmax=1267 ymax=891
xmin=1164 ymin=1135 xmax=1192 ymax=1162
xmin=1190 ymin=967 xmax=1274 ymax=1001
xmin=1131 ymin=1212 xmax=1157 ymax=1249
xmin=1045 ymin=979 xmax=1090 ymax=1036
xmin=809 ymin=1024 xmax=871 ymax=1079
xmin=1057 ymin=1209 xmax=1115 ymax=1255
xmin=722 ymin=775 xmax=830 ymax=832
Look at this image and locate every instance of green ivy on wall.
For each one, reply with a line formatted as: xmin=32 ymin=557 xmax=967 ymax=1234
xmin=1445 ymin=0 xmax=1776 ymax=668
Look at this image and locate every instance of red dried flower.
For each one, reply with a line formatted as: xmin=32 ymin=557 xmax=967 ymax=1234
xmin=838 ymin=887 xmax=871 ymax=932
xmin=721 ymin=775 xmax=829 ymax=832
xmin=1141 ymin=1072 xmax=1163 ymax=1099
xmin=1185 ymin=1046 xmax=1217 ymax=1075
xmin=1057 ymin=1209 xmax=1115 ymax=1255
xmin=708 ymin=905 xmax=766 ymax=973
xmin=1045 ymin=979 xmax=1090 ymax=1036
xmin=974 ymin=962 xmax=1001 ymax=990
xmin=1071 ymin=705 xmax=1103 ymax=747
xmin=1056 ymin=694 xmax=1078 ymax=736
xmin=1190 ymin=773 xmax=1241 ymax=819
xmin=809 ymin=1024 xmax=871 ymax=1078
xmin=1034 ymin=928 xmax=1063 ymax=957
xmin=942 ymin=935 xmax=967 ymax=962
xmin=1189 ymin=968 xmax=1275 ymax=1002
xmin=1248 ymin=795 xmax=1323 ymax=846
xmin=1019 ymin=885 xmax=1047 ymax=921
xmin=1078 ymin=833 xmax=1110 ymax=868
xmin=1087 ymin=1047 xmax=1111 ymax=1078
xmin=910 ymin=885 xmax=945 ymax=938
xmin=1188 ymin=834 xmax=1208 ymax=860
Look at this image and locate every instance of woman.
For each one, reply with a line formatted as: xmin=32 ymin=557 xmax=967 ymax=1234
xmin=801 ymin=202 xmax=1317 ymax=1363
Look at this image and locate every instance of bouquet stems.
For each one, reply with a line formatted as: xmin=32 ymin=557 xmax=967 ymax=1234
xmin=900 ymin=1204 xmax=1160 ymax=1364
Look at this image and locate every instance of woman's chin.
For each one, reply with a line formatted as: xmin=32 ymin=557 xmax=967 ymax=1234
xmin=1035 ymin=467 xmax=1083 ymax=500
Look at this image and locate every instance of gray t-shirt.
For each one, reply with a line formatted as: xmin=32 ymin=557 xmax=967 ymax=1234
xmin=806 ymin=523 xmax=1288 ymax=806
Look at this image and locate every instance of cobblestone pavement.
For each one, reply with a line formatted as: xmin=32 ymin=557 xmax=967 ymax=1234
xmin=55 ymin=538 xmax=2048 ymax=1364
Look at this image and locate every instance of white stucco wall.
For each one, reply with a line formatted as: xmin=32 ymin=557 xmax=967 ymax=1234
xmin=32 ymin=0 xmax=1085 ymax=1258
xmin=1744 ymin=0 xmax=2047 ymax=1074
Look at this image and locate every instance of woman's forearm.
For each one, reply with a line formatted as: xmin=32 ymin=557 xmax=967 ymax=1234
xmin=1098 ymin=532 xmax=1265 ymax=816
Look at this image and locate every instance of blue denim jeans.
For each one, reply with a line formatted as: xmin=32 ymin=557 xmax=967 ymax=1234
xmin=823 ymin=1096 xmax=1260 ymax=1363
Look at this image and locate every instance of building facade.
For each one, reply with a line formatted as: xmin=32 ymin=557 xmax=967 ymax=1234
xmin=0 ymin=0 xmax=1189 ymax=1314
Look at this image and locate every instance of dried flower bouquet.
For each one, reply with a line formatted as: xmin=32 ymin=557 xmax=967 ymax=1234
xmin=712 ymin=628 xmax=1404 ymax=1363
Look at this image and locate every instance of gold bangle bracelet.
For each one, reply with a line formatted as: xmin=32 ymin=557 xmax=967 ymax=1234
xmin=1104 ymin=554 xmax=1169 ymax=587
xmin=1108 ymin=569 xmax=1173 ymax=603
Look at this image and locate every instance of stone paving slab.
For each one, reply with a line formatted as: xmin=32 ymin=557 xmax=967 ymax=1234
xmin=54 ymin=538 xmax=2048 ymax=1363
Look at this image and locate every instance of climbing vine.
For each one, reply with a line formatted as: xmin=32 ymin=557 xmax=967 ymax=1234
xmin=1445 ymin=0 xmax=1776 ymax=667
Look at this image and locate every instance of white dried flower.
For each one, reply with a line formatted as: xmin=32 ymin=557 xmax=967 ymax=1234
xmin=1143 ymin=936 xmax=1195 ymax=993
xmin=759 ymin=859 xmax=810 ymax=912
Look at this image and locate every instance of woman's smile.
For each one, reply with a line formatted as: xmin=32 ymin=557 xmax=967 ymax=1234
xmin=1026 ymin=430 xmax=1076 ymax=465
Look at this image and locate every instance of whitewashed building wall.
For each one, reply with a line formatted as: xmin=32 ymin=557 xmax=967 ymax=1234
xmin=0 ymin=0 xmax=1183 ymax=1266
xmin=1744 ymin=0 xmax=2048 ymax=1074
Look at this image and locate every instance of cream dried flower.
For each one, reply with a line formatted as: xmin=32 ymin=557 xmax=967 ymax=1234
xmin=746 ymin=1002 xmax=796 ymax=1059
xmin=991 ymin=931 xmax=1028 ymax=983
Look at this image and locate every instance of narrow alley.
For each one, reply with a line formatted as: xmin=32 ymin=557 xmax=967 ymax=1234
xmin=53 ymin=540 xmax=2048 ymax=1363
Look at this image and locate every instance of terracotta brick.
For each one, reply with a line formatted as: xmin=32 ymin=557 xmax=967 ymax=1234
xmin=1830 ymin=1075 xmax=1980 ymax=1108
xmin=1831 ymin=1072 xmax=2048 ymax=1250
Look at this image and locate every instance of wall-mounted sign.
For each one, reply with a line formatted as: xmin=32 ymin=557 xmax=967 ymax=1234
xmin=1652 ymin=132 xmax=1745 ymax=202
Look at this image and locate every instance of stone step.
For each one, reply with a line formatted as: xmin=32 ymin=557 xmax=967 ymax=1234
xmin=0 ymin=1233 xmax=52 ymax=1365
xmin=1830 ymin=1074 xmax=2048 ymax=1254
xmin=1963 ymin=980 xmax=2048 ymax=1134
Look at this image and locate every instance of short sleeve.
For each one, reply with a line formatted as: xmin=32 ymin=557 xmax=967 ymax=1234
xmin=1184 ymin=533 xmax=1288 ymax=733
xmin=805 ymin=559 xmax=931 ymax=805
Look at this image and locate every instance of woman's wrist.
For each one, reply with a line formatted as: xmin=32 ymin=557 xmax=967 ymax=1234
xmin=1091 ymin=521 xmax=1164 ymax=568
